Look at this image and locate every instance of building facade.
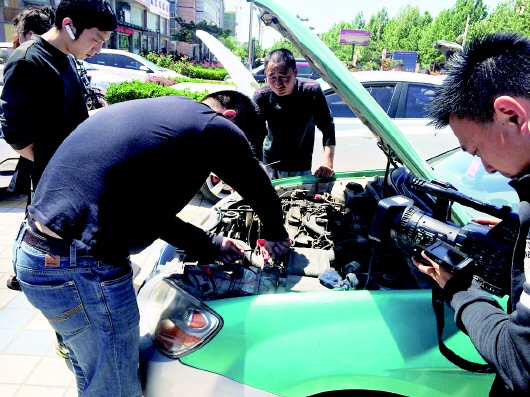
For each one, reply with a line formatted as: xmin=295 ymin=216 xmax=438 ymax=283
xmin=0 ymin=0 xmax=172 ymax=54
xmin=0 ymin=0 xmax=231 ymax=57
xmin=174 ymin=0 xmax=224 ymax=58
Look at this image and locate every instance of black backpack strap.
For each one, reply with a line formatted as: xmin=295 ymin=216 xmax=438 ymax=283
xmin=432 ymin=285 xmax=495 ymax=373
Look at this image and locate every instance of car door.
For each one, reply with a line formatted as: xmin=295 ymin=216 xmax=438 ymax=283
xmin=314 ymin=82 xmax=400 ymax=171
xmin=313 ymin=80 xmax=458 ymax=172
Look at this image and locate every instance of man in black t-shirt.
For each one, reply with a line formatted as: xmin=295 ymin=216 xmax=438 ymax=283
xmin=15 ymin=95 xmax=290 ymax=396
xmin=0 ymin=0 xmax=117 ymax=188
xmin=254 ymin=48 xmax=336 ymax=179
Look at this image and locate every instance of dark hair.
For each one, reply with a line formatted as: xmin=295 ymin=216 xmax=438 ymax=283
xmin=55 ymin=0 xmax=117 ymax=36
xmin=14 ymin=6 xmax=55 ymax=37
xmin=428 ymin=32 xmax=530 ymax=129
xmin=202 ymin=90 xmax=264 ymax=140
xmin=264 ymin=48 xmax=297 ymax=71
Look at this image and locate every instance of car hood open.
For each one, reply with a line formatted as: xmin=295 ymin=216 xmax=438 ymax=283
xmin=197 ymin=0 xmax=469 ymax=224
xmin=199 ymin=1 xmax=434 ymax=179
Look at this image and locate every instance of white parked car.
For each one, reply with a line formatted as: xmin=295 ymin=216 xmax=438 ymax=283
xmin=313 ymin=71 xmax=459 ymax=171
xmin=0 ymin=137 xmax=19 ymax=189
xmin=0 ymin=86 xmax=20 ymax=189
xmin=85 ymin=49 xmax=180 ymax=80
xmin=80 ymin=60 xmax=140 ymax=94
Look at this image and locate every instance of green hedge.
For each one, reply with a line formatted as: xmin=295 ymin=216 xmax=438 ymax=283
xmin=144 ymin=52 xmax=228 ymax=81
xmin=172 ymin=63 xmax=227 ymax=80
xmin=105 ymin=81 xmax=209 ymax=104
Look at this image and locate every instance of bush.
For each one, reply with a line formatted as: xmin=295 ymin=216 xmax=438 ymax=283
xmin=171 ymin=62 xmax=227 ymax=80
xmin=143 ymin=51 xmax=228 ymax=81
xmin=105 ymin=81 xmax=209 ymax=104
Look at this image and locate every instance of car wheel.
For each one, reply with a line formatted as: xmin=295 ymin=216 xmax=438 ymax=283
xmin=200 ymin=173 xmax=233 ymax=203
xmin=85 ymin=93 xmax=108 ymax=111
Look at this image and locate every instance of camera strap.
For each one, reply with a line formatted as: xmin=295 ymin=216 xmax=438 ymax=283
xmin=432 ymin=286 xmax=495 ymax=373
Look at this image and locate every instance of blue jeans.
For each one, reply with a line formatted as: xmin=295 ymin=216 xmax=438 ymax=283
xmin=14 ymin=228 xmax=142 ymax=397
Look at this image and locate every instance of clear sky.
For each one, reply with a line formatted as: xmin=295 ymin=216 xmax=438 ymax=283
xmin=225 ymin=0 xmax=504 ymax=47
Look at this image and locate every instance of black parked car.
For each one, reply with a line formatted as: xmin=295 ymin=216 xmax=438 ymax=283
xmin=251 ymin=58 xmax=320 ymax=82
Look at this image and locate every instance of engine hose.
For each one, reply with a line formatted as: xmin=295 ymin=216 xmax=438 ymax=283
xmin=234 ymin=240 xmax=265 ymax=269
xmin=302 ymin=214 xmax=330 ymax=237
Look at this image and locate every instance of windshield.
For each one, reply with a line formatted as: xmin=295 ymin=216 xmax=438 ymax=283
xmin=135 ymin=56 xmax=166 ymax=71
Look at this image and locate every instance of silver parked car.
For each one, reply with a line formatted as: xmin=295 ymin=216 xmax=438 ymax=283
xmin=202 ymin=69 xmax=459 ymax=203
xmin=313 ymin=71 xmax=458 ymax=171
xmin=85 ymin=49 xmax=180 ymax=80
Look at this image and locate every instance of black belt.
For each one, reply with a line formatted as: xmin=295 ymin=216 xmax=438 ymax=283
xmin=23 ymin=226 xmax=90 ymax=257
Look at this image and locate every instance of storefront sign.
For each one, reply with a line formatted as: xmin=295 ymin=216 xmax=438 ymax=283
xmin=339 ymin=29 xmax=370 ymax=45
xmin=117 ymin=27 xmax=134 ymax=35
xmin=134 ymin=0 xmax=170 ymax=19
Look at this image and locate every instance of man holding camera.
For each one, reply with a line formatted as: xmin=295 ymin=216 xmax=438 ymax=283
xmin=414 ymin=32 xmax=530 ymax=395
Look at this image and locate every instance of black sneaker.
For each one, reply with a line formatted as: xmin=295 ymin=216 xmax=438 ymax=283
xmin=6 ymin=275 xmax=21 ymax=291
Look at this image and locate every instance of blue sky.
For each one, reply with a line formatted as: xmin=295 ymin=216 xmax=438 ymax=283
xmin=225 ymin=0 xmax=504 ymax=46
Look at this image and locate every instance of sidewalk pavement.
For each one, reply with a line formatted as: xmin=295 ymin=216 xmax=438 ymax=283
xmin=0 ymin=191 xmax=213 ymax=397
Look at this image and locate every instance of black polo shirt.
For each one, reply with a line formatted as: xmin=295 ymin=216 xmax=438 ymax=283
xmin=0 ymin=36 xmax=88 ymax=187
xmin=29 ymin=96 xmax=288 ymax=262
xmin=254 ymin=78 xmax=335 ymax=172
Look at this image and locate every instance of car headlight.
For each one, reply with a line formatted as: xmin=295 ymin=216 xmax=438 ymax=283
xmin=145 ymin=278 xmax=223 ymax=358
xmin=0 ymin=158 xmax=19 ymax=173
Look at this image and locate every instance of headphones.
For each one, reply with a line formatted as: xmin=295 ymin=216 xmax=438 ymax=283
xmin=65 ymin=24 xmax=76 ymax=40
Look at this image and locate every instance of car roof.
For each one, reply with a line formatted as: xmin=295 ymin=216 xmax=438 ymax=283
xmin=318 ymin=71 xmax=445 ymax=91
xmin=97 ymin=49 xmax=144 ymax=59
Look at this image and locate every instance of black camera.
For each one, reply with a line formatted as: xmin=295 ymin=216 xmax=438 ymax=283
xmin=368 ymin=173 xmax=518 ymax=297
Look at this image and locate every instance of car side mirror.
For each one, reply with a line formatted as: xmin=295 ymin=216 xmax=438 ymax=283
xmin=139 ymin=65 xmax=150 ymax=73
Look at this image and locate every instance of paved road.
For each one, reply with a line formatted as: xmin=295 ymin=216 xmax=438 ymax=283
xmin=0 ymin=190 xmax=213 ymax=397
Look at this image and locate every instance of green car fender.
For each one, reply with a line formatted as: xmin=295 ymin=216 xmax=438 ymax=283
xmin=180 ymin=290 xmax=495 ymax=397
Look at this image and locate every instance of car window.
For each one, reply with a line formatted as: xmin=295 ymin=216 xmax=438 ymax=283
xmin=0 ymin=48 xmax=12 ymax=65
xmin=114 ymin=54 xmax=145 ymax=70
xmin=402 ymin=83 xmax=436 ymax=118
xmin=87 ymin=53 xmax=112 ymax=67
xmin=297 ymin=64 xmax=312 ymax=75
xmin=326 ymin=92 xmax=355 ymax=118
xmin=368 ymin=86 xmax=394 ymax=113
xmin=325 ymin=84 xmax=396 ymax=118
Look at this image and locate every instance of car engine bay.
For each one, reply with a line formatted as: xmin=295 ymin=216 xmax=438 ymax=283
xmin=154 ymin=172 xmax=444 ymax=300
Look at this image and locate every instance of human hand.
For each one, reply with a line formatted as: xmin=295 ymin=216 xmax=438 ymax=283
xmin=313 ymin=165 xmax=335 ymax=178
xmin=216 ymin=237 xmax=245 ymax=263
xmin=412 ymin=251 xmax=454 ymax=288
xmin=263 ymin=238 xmax=292 ymax=263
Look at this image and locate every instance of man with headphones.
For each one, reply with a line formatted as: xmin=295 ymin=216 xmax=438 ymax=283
xmin=0 ymin=0 xmax=117 ymax=360
xmin=0 ymin=0 xmax=117 ymax=189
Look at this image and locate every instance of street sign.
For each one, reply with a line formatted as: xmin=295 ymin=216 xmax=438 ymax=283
xmin=391 ymin=51 xmax=418 ymax=72
xmin=339 ymin=30 xmax=370 ymax=45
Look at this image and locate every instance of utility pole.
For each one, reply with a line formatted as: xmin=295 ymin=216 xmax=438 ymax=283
xmin=247 ymin=0 xmax=254 ymax=70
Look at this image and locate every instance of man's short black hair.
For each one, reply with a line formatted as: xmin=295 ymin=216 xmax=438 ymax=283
xmin=264 ymin=48 xmax=297 ymax=71
xmin=429 ymin=32 xmax=530 ymax=129
xmin=55 ymin=0 xmax=117 ymax=36
xmin=14 ymin=6 xmax=55 ymax=37
xmin=202 ymin=90 xmax=263 ymax=140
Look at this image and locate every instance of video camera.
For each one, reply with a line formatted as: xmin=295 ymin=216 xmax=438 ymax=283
xmin=368 ymin=171 xmax=518 ymax=297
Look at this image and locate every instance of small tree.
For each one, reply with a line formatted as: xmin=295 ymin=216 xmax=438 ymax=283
xmin=175 ymin=17 xmax=231 ymax=59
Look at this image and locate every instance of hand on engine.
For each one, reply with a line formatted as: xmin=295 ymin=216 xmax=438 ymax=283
xmin=313 ymin=165 xmax=335 ymax=178
xmin=264 ymin=238 xmax=292 ymax=264
xmin=216 ymin=237 xmax=245 ymax=263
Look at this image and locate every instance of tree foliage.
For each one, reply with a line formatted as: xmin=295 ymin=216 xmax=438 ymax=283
xmin=470 ymin=0 xmax=530 ymax=39
xmin=181 ymin=1 xmax=530 ymax=71
xmin=175 ymin=17 xmax=231 ymax=44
